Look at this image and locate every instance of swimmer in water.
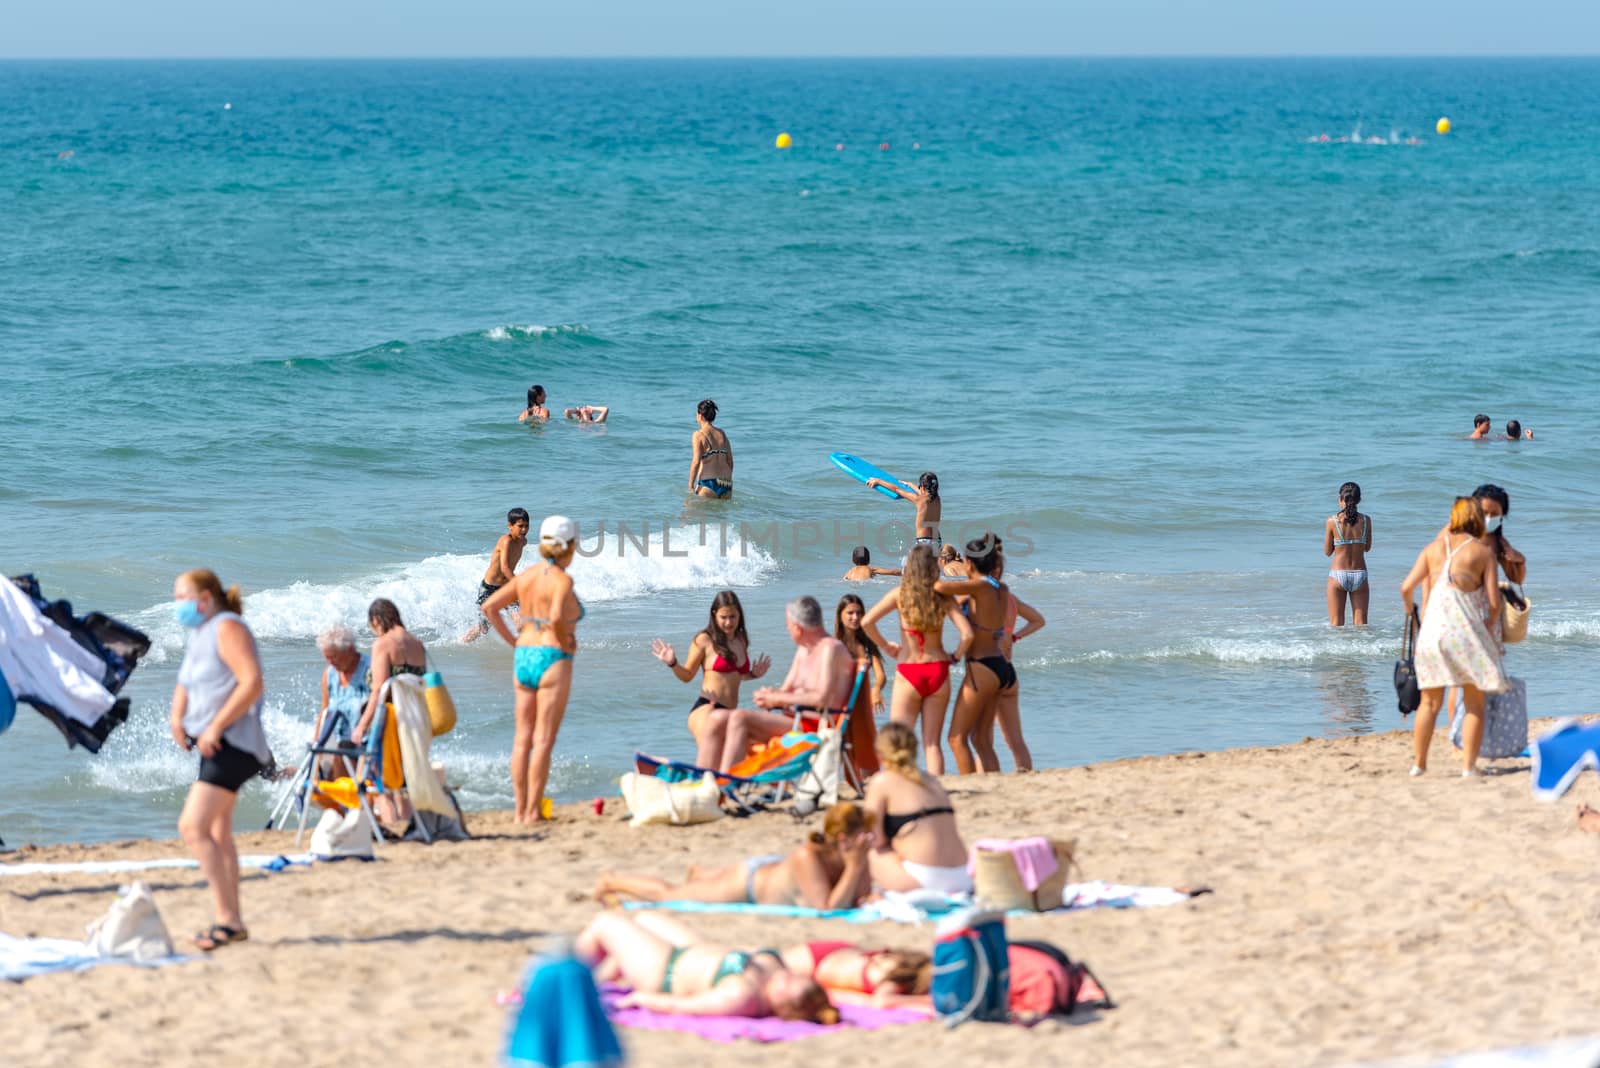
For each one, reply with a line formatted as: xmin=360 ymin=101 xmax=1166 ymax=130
xmin=864 ymin=472 xmax=941 ymax=551
xmin=843 ymin=546 xmax=900 ymax=582
xmin=518 ymin=385 xmax=550 ymax=423
xmin=1505 ymin=420 xmax=1533 ymax=441
xmin=1469 ymin=414 xmax=1492 ymax=440
xmin=689 ymin=399 xmax=733 ymax=499
xmin=565 ymin=405 xmax=610 ymax=424
xmin=1324 ymin=481 xmax=1372 ymax=627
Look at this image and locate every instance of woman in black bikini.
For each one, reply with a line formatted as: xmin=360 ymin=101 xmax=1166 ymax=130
xmin=935 ymin=533 xmax=1016 ymax=775
xmin=652 ymin=591 xmax=771 ymax=768
xmin=864 ymin=723 xmax=972 ymax=893
xmin=689 ymin=398 xmax=734 ymax=499
xmin=354 ymin=598 xmax=428 ymax=824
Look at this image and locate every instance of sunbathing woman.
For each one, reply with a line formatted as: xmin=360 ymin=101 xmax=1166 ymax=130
xmin=861 ymin=544 xmax=972 ymax=774
xmin=865 ymin=722 xmax=972 ymax=894
xmin=595 ymin=802 xmax=873 ymax=910
xmin=864 ymin=471 xmax=941 ymax=550
xmin=935 ymin=533 xmax=1015 ymax=775
xmin=652 ymin=591 xmax=772 ymax=769
xmin=577 ymin=910 xmax=837 ymax=1022
xmin=776 ymin=942 xmax=932 ymax=999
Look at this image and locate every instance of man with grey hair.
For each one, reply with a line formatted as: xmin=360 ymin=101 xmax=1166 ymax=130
xmin=713 ymin=596 xmax=854 ymax=771
xmin=312 ymin=624 xmax=369 ymax=775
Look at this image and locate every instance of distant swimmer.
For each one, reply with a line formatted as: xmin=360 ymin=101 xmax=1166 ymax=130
xmin=864 ymin=472 xmax=940 ymax=551
xmin=1505 ymin=419 xmax=1533 ymax=441
xmin=565 ymin=405 xmax=610 ymax=424
xmin=843 ymin=546 xmax=901 ymax=582
xmin=518 ymin=385 xmax=549 ymax=422
xmin=689 ymin=398 xmax=733 ymax=499
xmin=1469 ymin=413 xmax=1492 ymax=439
xmin=1324 ymin=481 xmax=1372 ymax=627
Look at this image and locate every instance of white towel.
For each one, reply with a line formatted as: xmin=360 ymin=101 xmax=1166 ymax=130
xmin=389 ymin=676 xmax=454 ymax=817
xmin=0 ymin=579 xmax=115 ymax=727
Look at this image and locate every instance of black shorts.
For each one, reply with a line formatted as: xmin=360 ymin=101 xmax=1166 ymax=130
xmin=193 ymin=737 xmax=266 ymax=793
xmin=476 ymin=581 xmax=503 ymax=607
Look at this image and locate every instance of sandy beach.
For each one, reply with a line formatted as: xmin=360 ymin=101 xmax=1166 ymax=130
xmin=4 ymin=719 xmax=1599 ymax=1067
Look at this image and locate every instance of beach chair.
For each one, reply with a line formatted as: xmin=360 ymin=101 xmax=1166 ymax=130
xmin=265 ymin=677 xmax=447 ymax=847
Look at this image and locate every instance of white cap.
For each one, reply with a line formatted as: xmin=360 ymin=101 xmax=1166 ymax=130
xmin=540 ymin=515 xmax=578 ymax=552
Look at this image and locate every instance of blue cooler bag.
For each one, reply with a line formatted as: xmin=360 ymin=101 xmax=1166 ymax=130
xmin=931 ymin=907 xmax=1010 ymax=1027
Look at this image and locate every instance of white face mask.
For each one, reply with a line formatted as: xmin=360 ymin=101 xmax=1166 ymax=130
xmin=1484 ymin=515 xmax=1503 ymax=534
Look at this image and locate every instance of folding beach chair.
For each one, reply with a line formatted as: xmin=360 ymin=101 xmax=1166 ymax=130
xmin=264 ymin=677 xmax=421 ymax=848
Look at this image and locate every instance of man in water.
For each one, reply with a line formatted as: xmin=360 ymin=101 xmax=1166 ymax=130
xmin=712 ymin=596 xmax=855 ymax=771
xmin=843 ymin=546 xmax=900 ymax=581
xmin=1469 ymin=414 xmax=1492 ymax=439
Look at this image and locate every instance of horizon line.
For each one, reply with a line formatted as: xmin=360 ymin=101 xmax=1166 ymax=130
xmin=3 ymin=52 xmax=1599 ymax=62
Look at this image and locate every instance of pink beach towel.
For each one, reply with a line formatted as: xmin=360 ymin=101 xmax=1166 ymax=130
xmin=968 ymin=836 xmax=1059 ymax=891
xmin=600 ymin=985 xmax=927 ymax=1042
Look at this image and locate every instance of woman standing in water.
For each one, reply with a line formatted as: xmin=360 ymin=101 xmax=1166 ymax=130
xmin=1324 ymin=481 xmax=1372 ymax=626
xmin=865 ymin=472 xmax=941 ymax=550
xmin=483 ymin=515 xmax=584 ymax=822
xmin=689 ymin=398 xmax=734 ymax=498
xmin=861 ymin=545 xmax=972 ymax=774
xmin=518 ymin=384 xmax=550 ymax=422
xmin=651 ymin=591 xmax=772 ymax=769
xmin=170 ymin=569 xmax=272 ymax=951
xmin=1401 ymin=497 xmax=1506 ymax=777
xmin=936 ymin=534 xmax=1016 ymax=775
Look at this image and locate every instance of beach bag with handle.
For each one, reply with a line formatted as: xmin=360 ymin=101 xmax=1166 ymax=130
xmin=1500 ymin=584 xmax=1530 ymax=644
xmin=86 ymin=882 xmax=174 ymax=962
xmin=1450 ymin=677 xmax=1528 ymax=760
xmin=423 ymin=669 xmax=456 ymax=736
xmin=931 ymin=907 xmax=1010 ymax=1027
xmin=618 ymin=770 xmax=724 ymax=828
xmin=1393 ymin=607 xmax=1421 ymax=717
xmin=972 ymin=838 xmax=1076 ymax=912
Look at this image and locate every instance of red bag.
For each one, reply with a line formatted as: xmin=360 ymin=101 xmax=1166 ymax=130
xmin=1007 ymin=941 xmax=1112 ymax=1020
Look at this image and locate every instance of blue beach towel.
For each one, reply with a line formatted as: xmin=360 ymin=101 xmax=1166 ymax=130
xmin=0 ymin=932 xmax=193 ymax=982
xmin=1530 ymin=719 xmax=1600 ymax=802
xmin=505 ymin=942 xmax=625 ymax=1068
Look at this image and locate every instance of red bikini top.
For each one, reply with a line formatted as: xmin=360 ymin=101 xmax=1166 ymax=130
xmin=710 ymin=651 xmax=752 ymax=675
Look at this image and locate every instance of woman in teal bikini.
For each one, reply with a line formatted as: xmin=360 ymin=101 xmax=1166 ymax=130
xmin=483 ymin=515 xmax=583 ymax=823
xmin=1324 ymin=481 xmax=1372 ymax=627
xmin=577 ymin=910 xmax=837 ymax=1022
xmin=689 ymin=398 xmax=734 ymax=499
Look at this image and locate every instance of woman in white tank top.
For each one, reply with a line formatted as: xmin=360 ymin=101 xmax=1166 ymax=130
xmin=170 ymin=568 xmax=268 ymax=952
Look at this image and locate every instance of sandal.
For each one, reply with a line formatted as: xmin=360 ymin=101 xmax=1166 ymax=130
xmin=194 ymin=924 xmax=249 ymax=952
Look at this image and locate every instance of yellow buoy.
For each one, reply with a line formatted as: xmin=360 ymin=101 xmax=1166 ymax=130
xmin=775 ymin=132 xmax=793 ymax=149
xmin=1436 ymin=117 xmax=1451 ymax=135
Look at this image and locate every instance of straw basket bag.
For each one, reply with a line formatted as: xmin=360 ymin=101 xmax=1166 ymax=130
xmin=972 ymin=839 xmax=1077 ymax=912
xmin=1500 ymin=584 xmax=1530 ymax=644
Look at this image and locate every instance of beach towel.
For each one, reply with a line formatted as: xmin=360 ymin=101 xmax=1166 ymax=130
xmin=623 ymin=881 xmax=1201 ymax=924
xmin=0 ymin=853 xmax=313 ymax=878
xmin=0 ymin=932 xmax=192 ymax=981
xmin=505 ymin=943 xmax=623 ymax=1068
xmin=600 ymin=984 xmax=926 ymax=1042
xmin=1529 ymin=718 xmax=1600 ymax=801
xmin=389 ymin=676 xmax=454 ymax=816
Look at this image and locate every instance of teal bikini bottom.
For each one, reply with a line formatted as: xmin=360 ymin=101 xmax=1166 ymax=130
xmin=514 ymin=645 xmax=571 ymax=689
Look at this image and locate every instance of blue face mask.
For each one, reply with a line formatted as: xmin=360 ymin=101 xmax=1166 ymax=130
xmin=174 ymin=599 xmax=206 ymax=629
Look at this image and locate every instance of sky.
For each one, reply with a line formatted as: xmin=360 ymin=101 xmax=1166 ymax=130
xmin=4 ymin=0 xmax=1598 ymax=59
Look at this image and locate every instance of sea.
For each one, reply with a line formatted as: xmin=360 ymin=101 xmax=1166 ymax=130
xmin=4 ymin=58 xmax=1598 ymax=846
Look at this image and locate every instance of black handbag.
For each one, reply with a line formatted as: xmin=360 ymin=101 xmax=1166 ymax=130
xmin=1393 ymin=607 xmax=1421 ymax=716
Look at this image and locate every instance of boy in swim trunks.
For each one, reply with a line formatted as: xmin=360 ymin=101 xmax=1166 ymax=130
xmin=462 ymin=508 xmax=529 ymax=642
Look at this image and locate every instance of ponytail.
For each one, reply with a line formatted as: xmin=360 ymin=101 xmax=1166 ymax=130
xmin=1337 ymin=482 xmax=1361 ymax=527
xmin=875 ymin=722 xmax=922 ymax=782
xmin=181 ymin=569 xmax=244 ymax=616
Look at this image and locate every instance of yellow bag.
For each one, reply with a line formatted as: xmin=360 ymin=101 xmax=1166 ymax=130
xmin=1500 ymin=584 xmax=1530 ymax=644
xmin=423 ymin=671 xmax=456 ymax=736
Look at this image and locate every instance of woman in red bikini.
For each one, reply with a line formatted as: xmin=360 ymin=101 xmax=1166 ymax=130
xmin=777 ymin=942 xmax=931 ymax=999
xmin=861 ymin=544 xmax=972 ymax=774
xmin=652 ymin=591 xmax=772 ymax=770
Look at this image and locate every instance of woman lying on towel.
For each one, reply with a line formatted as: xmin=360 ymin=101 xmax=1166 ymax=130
xmin=577 ymin=910 xmax=837 ymax=1022
xmin=594 ymin=802 xmax=873 ymax=910
xmin=865 ymin=722 xmax=973 ymax=894
xmin=777 ymin=941 xmax=931 ymax=999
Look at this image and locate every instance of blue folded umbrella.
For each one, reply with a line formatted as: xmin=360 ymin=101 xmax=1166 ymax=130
xmin=1530 ymin=719 xmax=1600 ymax=802
xmin=0 ymin=666 xmax=14 ymax=737
xmin=505 ymin=940 xmax=624 ymax=1068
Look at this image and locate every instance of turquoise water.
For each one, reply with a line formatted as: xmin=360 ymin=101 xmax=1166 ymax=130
xmin=4 ymin=59 xmax=1599 ymax=845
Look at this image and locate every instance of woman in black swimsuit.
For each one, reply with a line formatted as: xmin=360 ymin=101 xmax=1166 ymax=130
xmin=934 ymin=533 xmax=1015 ymax=774
xmin=355 ymin=597 xmax=428 ymax=823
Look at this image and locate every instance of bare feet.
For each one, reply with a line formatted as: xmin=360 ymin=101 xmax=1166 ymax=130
xmin=1577 ymin=804 xmax=1600 ymax=834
